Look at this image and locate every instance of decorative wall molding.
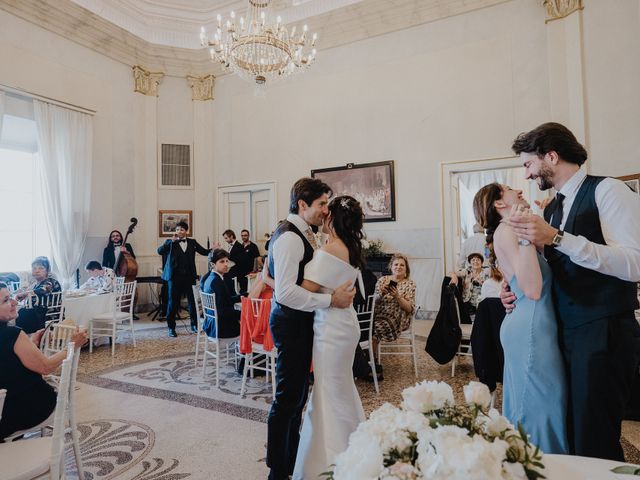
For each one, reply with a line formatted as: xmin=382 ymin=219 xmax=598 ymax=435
xmin=187 ymin=75 xmax=215 ymax=101
xmin=132 ymin=66 xmax=164 ymax=96
xmin=543 ymin=0 xmax=583 ymax=24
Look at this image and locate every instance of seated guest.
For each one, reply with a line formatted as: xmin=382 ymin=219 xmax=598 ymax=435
xmin=15 ymin=257 xmax=62 ymax=334
xmin=480 ymin=265 xmax=503 ymax=301
xmin=102 ymin=230 xmax=135 ymax=270
xmin=448 ymin=252 xmax=489 ymax=316
xmin=80 ymin=261 xmax=117 ymax=293
xmin=200 ymin=249 xmax=241 ymax=339
xmin=0 ymin=282 xmax=87 ymax=440
xmin=372 ymin=254 xmax=416 ymax=377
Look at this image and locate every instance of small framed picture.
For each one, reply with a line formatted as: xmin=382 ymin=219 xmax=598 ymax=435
xmin=159 ymin=210 xmax=193 ymax=237
xmin=617 ymin=174 xmax=640 ymax=195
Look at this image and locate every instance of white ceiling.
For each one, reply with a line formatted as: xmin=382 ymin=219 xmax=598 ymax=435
xmin=69 ymin=0 xmax=364 ymax=49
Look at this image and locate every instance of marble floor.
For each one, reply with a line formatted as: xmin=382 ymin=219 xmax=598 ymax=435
xmin=66 ymin=313 xmax=640 ymax=479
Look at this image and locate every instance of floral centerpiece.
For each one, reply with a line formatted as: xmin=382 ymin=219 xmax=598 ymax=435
xmin=362 ymin=239 xmax=386 ymax=258
xmin=325 ymin=381 xmax=545 ymax=480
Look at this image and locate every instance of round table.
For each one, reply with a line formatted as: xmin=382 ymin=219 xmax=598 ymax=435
xmin=545 ymin=454 xmax=639 ymax=479
xmin=63 ymin=292 xmax=116 ymax=328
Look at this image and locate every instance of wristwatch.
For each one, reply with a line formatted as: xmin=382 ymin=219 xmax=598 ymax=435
xmin=551 ymin=230 xmax=564 ymax=247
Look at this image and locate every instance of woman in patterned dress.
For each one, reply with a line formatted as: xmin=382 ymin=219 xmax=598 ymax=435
xmin=15 ymin=256 xmax=62 ymax=333
xmin=372 ymin=254 xmax=416 ymax=379
xmin=449 ymin=252 xmax=489 ymax=316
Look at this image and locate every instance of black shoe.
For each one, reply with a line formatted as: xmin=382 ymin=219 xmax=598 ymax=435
xmin=190 ymin=325 xmax=198 ymax=333
xmin=168 ymin=328 xmax=177 ymax=338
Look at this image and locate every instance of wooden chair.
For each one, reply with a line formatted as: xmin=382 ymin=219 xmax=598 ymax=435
xmin=356 ymin=294 xmax=380 ymax=394
xmin=0 ymin=347 xmax=75 ymax=479
xmin=240 ymin=298 xmax=277 ymax=399
xmin=89 ymin=281 xmax=137 ymax=356
xmin=378 ymin=306 xmax=420 ymax=378
xmin=200 ymin=291 xmax=240 ymax=387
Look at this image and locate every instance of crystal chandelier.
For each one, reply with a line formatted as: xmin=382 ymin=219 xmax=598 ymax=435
xmin=200 ymin=0 xmax=318 ymax=86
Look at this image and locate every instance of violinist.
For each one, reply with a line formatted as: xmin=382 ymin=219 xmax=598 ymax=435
xmin=102 ymin=230 xmax=135 ymax=270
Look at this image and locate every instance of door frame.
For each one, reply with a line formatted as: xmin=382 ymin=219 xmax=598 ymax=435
xmin=216 ymin=182 xmax=278 ymax=242
xmin=440 ymin=156 xmax=520 ymax=273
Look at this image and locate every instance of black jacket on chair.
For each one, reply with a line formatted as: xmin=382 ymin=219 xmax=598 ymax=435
xmin=470 ymin=297 xmax=505 ymax=392
xmin=157 ymin=238 xmax=209 ymax=281
xmin=425 ymin=277 xmax=464 ymax=365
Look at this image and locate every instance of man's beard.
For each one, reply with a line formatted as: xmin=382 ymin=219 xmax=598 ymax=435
xmin=535 ymin=165 xmax=554 ymax=191
xmin=112 ymin=240 xmax=122 ymax=246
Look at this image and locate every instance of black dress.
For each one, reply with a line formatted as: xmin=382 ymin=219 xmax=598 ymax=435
xmin=0 ymin=325 xmax=57 ymax=440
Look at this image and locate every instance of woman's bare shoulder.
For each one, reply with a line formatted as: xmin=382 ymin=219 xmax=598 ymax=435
xmin=321 ymin=241 xmax=350 ymax=263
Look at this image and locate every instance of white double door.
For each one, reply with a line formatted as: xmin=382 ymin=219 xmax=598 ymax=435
xmin=218 ymin=183 xmax=276 ymax=255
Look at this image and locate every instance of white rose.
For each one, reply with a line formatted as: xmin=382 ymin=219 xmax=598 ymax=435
xmin=501 ymin=461 xmax=528 ymax=480
xmin=481 ymin=408 xmax=513 ymax=437
xmin=362 ymin=239 xmax=370 ymax=249
xmin=333 ymin=433 xmax=384 ymax=480
xmin=401 ymin=380 xmax=454 ymax=414
xmin=463 ymin=381 xmax=492 ymax=410
xmin=380 ymin=462 xmax=421 ymax=480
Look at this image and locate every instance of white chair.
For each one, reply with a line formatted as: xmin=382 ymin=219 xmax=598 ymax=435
xmin=240 ymin=298 xmax=277 ymax=399
xmin=89 ymin=281 xmax=137 ymax=356
xmin=356 ymin=294 xmax=380 ymax=394
xmin=114 ymin=276 xmax=125 ymax=293
xmin=44 ymin=291 xmax=65 ymax=325
xmin=377 ymin=306 xmax=420 ymax=378
xmin=8 ymin=281 xmax=22 ymax=293
xmin=0 ymin=389 xmax=6 ymax=422
xmin=40 ymin=322 xmax=76 ymax=356
xmin=451 ymin=296 xmax=473 ymax=377
xmin=0 ymin=347 xmax=75 ymax=480
xmin=200 ymin=291 xmax=240 ymax=387
xmin=192 ymin=284 xmax=206 ymax=365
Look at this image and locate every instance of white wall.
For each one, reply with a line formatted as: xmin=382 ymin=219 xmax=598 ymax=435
xmin=212 ymin=0 xmax=551 ymax=309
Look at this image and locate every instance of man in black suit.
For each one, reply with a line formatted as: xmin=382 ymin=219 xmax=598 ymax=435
xmin=157 ymin=221 xmax=209 ymax=337
xmin=102 ymin=230 xmax=135 ymax=270
xmin=222 ymin=229 xmax=246 ymax=294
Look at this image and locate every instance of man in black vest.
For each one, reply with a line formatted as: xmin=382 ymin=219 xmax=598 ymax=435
xmin=504 ymin=122 xmax=640 ymax=460
xmin=265 ymin=177 xmax=355 ymax=480
xmin=157 ymin=221 xmax=210 ymax=337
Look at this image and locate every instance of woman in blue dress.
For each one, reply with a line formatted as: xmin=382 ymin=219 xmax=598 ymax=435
xmin=473 ymin=183 xmax=568 ymax=454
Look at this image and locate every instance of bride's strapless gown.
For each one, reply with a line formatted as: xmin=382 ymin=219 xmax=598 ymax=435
xmin=293 ymin=250 xmax=365 ymax=479
xmin=501 ymin=253 xmax=569 ymax=454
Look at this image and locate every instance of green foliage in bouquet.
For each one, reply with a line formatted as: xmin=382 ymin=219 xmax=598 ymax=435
xmin=362 ymin=239 xmax=385 ymax=258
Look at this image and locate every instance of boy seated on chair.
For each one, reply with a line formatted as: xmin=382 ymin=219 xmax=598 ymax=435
xmin=200 ymin=249 xmax=241 ymax=339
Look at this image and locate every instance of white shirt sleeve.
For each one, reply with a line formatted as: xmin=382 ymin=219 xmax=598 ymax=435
xmin=272 ymin=232 xmax=331 ymax=312
xmin=557 ymin=178 xmax=640 ymax=282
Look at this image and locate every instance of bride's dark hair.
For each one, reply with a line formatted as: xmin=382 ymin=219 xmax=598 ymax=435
xmin=328 ymin=195 xmax=365 ymax=270
xmin=472 ymin=183 xmax=504 ymax=270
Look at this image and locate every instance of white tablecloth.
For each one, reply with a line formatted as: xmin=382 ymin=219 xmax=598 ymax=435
xmin=63 ymin=292 xmax=115 ymax=328
xmin=545 ymin=454 xmax=638 ymax=479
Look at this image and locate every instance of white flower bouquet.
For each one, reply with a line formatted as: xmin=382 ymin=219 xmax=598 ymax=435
xmin=325 ymin=381 xmax=545 ymax=480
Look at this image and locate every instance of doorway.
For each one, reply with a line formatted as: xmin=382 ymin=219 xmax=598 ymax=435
xmin=217 ymin=182 xmax=277 ymax=254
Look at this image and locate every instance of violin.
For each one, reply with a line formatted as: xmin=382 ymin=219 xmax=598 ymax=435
xmin=116 ymin=217 xmax=139 ymax=282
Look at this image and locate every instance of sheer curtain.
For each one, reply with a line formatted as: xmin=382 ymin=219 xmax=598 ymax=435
xmin=34 ymin=100 xmax=93 ymax=289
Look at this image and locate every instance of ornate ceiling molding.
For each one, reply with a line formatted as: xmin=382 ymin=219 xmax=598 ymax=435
xmin=187 ymin=74 xmax=215 ymax=101
xmin=0 ymin=0 xmax=511 ymax=77
xmin=133 ymin=66 xmax=165 ymax=96
xmin=543 ymin=0 xmax=583 ymax=24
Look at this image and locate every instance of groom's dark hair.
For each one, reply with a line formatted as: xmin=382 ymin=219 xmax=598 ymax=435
xmin=289 ymin=177 xmax=332 ymax=214
xmin=512 ymin=122 xmax=587 ymax=166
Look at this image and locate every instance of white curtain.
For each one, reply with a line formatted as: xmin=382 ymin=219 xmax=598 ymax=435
xmin=0 ymin=91 xmax=5 ymax=140
xmin=34 ymin=100 xmax=93 ymax=289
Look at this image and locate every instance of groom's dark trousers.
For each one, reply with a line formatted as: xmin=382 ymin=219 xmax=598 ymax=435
xmin=267 ymin=307 xmax=314 ymax=480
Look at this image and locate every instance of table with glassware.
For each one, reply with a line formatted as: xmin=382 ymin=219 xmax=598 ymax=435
xmin=63 ymin=290 xmax=116 ymax=328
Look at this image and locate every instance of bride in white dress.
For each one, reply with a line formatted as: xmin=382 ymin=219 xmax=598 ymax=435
xmin=293 ymin=195 xmax=367 ymax=479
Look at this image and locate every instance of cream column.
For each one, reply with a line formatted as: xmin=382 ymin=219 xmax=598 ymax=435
xmin=132 ymin=66 xmax=164 ymax=274
xmin=544 ymin=0 xmax=588 ymax=147
xmin=189 ymin=75 xmax=215 ymax=251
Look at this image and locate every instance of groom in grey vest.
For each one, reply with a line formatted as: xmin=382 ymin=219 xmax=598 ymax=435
xmin=265 ymin=177 xmax=355 ymax=480
xmin=504 ymin=122 xmax=640 ymax=461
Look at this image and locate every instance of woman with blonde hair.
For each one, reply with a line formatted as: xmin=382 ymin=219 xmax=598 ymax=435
xmin=473 ymin=182 xmax=568 ymax=454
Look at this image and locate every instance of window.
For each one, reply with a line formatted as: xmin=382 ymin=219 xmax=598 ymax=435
xmin=0 ymin=113 xmax=51 ymax=272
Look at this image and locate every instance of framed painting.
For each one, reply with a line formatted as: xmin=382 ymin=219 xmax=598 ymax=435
xmin=158 ymin=210 xmax=193 ymax=237
xmin=311 ymin=160 xmax=396 ymax=222
xmin=617 ymin=173 xmax=640 ymax=195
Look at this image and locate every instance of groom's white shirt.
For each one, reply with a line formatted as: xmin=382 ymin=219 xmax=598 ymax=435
xmin=271 ymin=213 xmax=331 ymax=312
xmin=554 ymin=167 xmax=640 ymax=282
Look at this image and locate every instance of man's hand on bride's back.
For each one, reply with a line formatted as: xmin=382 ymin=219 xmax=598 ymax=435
xmin=330 ymin=281 xmax=356 ymax=308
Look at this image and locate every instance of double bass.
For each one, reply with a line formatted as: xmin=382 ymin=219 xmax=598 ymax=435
xmin=116 ymin=218 xmax=138 ymax=283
